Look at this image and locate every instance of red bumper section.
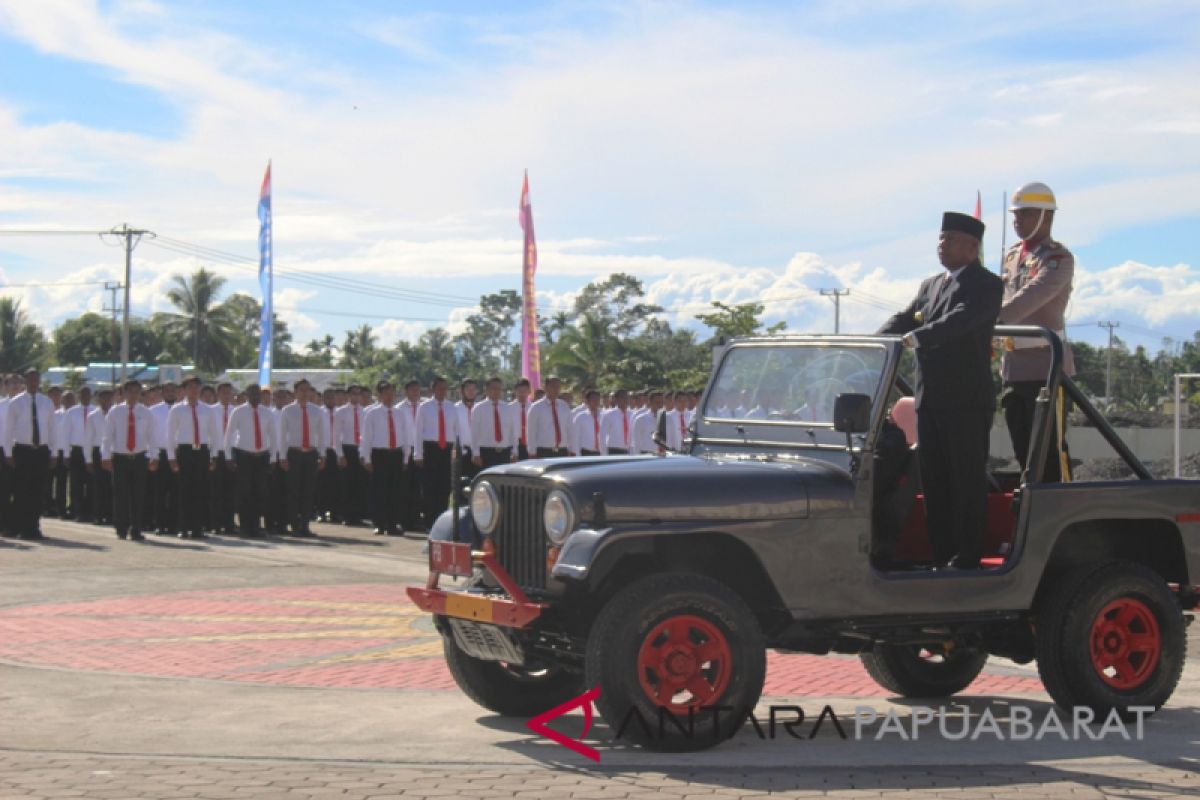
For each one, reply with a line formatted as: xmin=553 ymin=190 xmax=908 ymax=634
xmin=406 ymin=540 xmax=545 ymax=629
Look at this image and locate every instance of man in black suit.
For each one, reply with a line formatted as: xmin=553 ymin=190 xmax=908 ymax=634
xmin=878 ymin=212 xmax=1003 ymax=569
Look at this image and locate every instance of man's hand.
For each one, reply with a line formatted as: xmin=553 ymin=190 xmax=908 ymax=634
xmin=338 ymin=456 xmax=347 ymax=468
xmin=208 ymin=460 xmax=216 ymax=472
xmin=472 ymin=456 xmax=482 ymax=467
xmin=317 ymin=458 xmax=325 ymax=470
xmin=86 ymin=463 xmax=93 ymax=473
xmin=902 ymin=332 xmax=916 ymax=349
xmin=5 ymin=457 xmax=13 ymax=468
xmin=102 ymin=460 xmax=112 ymax=472
xmin=227 ymin=459 xmax=236 ymax=471
xmin=363 ymin=462 xmax=373 ymax=473
xmin=280 ymin=460 xmax=289 ymax=472
xmin=170 ymin=460 xmax=180 ymax=473
xmin=149 ymin=460 xmax=158 ymax=472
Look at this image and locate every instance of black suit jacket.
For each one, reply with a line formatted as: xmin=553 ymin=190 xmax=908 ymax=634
xmin=877 ymin=261 xmax=1004 ymax=411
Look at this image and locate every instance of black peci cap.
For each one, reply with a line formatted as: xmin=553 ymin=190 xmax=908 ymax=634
xmin=942 ymin=211 xmax=985 ymax=240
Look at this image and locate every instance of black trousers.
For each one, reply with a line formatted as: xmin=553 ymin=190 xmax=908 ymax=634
xmin=92 ymin=446 xmax=112 ymax=523
xmin=0 ymin=451 xmax=12 ymax=533
xmin=579 ymin=449 xmax=601 ymax=457
xmin=112 ymin=453 xmax=148 ymax=536
xmin=917 ymin=408 xmax=992 ymax=567
xmin=370 ymin=448 xmax=405 ymax=533
xmin=516 ymin=443 xmax=530 ymax=461
xmin=49 ymin=454 xmax=67 ymax=517
xmin=1002 ymin=381 xmax=1070 ymax=483
xmin=319 ymin=448 xmax=341 ymax=520
xmin=286 ymin=449 xmax=319 ymax=534
xmin=234 ymin=449 xmax=270 ymax=535
xmin=267 ymin=463 xmax=287 ymax=531
xmin=12 ymin=445 xmax=50 ymax=535
xmin=154 ymin=448 xmax=178 ymax=532
xmin=478 ymin=447 xmax=512 ymax=468
xmin=607 ymin=447 xmax=628 ymax=455
xmin=210 ymin=453 xmax=236 ymax=532
xmin=68 ymin=446 xmax=92 ymax=519
xmin=402 ymin=453 xmax=424 ymax=531
xmin=536 ymin=447 xmax=569 ymax=458
xmin=459 ymin=448 xmax=481 ymax=482
xmin=175 ymin=446 xmax=210 ymax=535
xmin=422 ymin=442 xmax=453 ymax=525
xmin=341 ymin=445 xmax=366 ymax=523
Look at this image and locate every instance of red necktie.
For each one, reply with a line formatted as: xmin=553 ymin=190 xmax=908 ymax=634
xmin=437 ymin=403 xmax=446 ymax=449
xmin=191 ymin=404 xmax=199 ymax=446
xmin=302 ymin=404 xmax=310 ymax=449
xmin=493 ymin=403 xmax=502 ymax=443
xmin=223 ymin=405 xmax=228 ymax=431
xmin=353 ymin=407 xmax=360 ymax=443
xmin=680 ymin=413 xmax=686 ymax=440
xmin=622 ymin=411 xmax=629 ymax=447
xmin=126 ymin=406 xmax=136 ymax=451
xmin=387 ymin=408 xmax=397 ymax=449
xmin=550 ymin=401 xmax=562 ymax=448
xmin=520 ymin=402 xmax=527 ymax=445
xmin=593 ymin=414 xmax=600 ymax=451
xmin=253 ymin=407 xmax=262 ymax=450
xmin=329 ymin=408 xmax=335 ymax=444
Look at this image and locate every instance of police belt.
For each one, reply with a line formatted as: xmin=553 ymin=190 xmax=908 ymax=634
xmin=1004 ymin=329 xmax=1067 ymax=350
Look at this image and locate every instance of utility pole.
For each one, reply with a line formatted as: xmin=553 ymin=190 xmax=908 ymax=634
xmin=1098 ymin=321 xmax=1120 ymax=401
xmin=820 ymin=289 xmax=850 ymax=333
xmin=102 ymin=281 xmax=122 ymax=388
xmin=107 ymin=224 xmax=155 ymax=381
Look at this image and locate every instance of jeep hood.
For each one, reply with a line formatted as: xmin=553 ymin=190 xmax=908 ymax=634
xmin=480 ymin=454 xmax=840 ymax=523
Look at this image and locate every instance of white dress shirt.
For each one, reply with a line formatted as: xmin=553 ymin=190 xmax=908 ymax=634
xmin=631 ymin=409 xmax=660 ymax=455
xmin=64 ymin=402 xmax=97 ymax=450
xmin=397 ymin=398 xmax=421 ymax=459
xmin=600 ymin=407 xmax=633 ymax=452
xmin=277 ymin=401 xmax=328 ymax=452
xmin=166 ymin=400 xmax=221 ymax=451
xmin=416 ymin=398 xmax=463 ymax=450
xmin=3 ymin=391 xmax=57 ymax=452
xmin=86 ymin=406 xmax=108 ymax=463
xmin=469 ymin=397 xmax=515 ymax=451
xmin=571 ymin=408 xmax=606 ymax=455
xmin=223 ymin=403 xmax=275 ymax=461
xmin=526 ymin=397 xmax=572 ymax=452
xmin=665 ymin=408 xmax=691 ymax=451
xmin=507 ymin=399 xmax=531 ymax=448
xmin=360 ymin=403 xmax=416 ymax=465
xmin=149 ymin=402 xmax=173 ymax=453
xmin=333 ymin=403 xmax=365 ymax=450
xmin=52 ymin=407 xmax=69 ymax=456
xmin=101 ymin=402 xmax=159 ymax=459
xmin=210 ymin=402 xmax=235 ymax=441
xmin=456 ymin=401 xmax=477 ymax=449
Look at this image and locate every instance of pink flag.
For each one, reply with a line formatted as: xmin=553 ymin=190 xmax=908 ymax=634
xmin=519 ymin=171 xmax=542 ymax=390
xmin=973 ymin=190 xmax=982 ymax=220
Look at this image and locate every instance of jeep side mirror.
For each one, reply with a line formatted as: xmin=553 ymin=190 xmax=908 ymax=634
xmin=833 ymin=393 xmax=872 ymax=433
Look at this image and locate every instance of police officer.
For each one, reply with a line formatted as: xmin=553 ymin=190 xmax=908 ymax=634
xmin=997 ymin=182 xmax=1075 ymax=483
xmin=878 ymin=212 xmax=1003 ymax=570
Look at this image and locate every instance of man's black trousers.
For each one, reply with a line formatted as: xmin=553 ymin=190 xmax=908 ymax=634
xmin=174 ymin=446 xmax=210 ymax=535
xmin=286 ymin=449 xmax=319 ymax=534
xmin=233 ymin=450 xmax=269 ymax=535
xmin=111 ymin=453 xmax=148 ymax=536
xmin=422 ymin=442 xmax=452 ymax=526
xmin=11 ymin=444 xmax=50 ymax=535
xmin=92 ymin=446 xmax=112 ymax=523
xmin=478 ymin=447 xmax=511 ymax=469
xmin=369 ymin=448 xmax=405 ymax=534
xmin=68 ymin=445 xmax=92 ymax=519
xmin=341 ymin=445 xmax=366 ymax=523
xmin=1002 ymin=381 xmax=1070 ymax=483
xmin=916 ymin=408 xmax=992 ymax=567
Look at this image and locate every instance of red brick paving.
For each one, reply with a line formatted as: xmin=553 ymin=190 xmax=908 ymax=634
xmin=0 ymin=583 xmax=1046 ymax=697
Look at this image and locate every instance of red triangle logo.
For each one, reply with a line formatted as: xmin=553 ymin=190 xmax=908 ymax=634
xmin=525 ymin=685 xmax=601 ymax=762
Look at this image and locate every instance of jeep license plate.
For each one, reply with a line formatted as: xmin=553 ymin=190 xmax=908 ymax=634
xmin=429 ymin=540 xmax=473 ymax=577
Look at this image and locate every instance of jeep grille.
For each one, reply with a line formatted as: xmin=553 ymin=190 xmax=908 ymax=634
xmin=494 ymin=483 xmax=549 ymax=588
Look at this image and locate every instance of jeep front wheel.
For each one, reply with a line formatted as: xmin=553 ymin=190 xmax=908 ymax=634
xmin=861 ymin=644 xmax=988 ymax=698
xmin=1035 ymin=561 xmax=1185 ymax=718
xmin=585 ymin=572 xmax=766 ymax=752
xmin=442 ymin=633 xmax=582 ymax=717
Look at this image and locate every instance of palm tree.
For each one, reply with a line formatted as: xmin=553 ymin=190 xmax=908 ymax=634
xmin=0 ymin=297 xmax=48 ymax=372
xmin=341 ymin=324 xmax=378 ymax=370
xmin=546 ymin=314 xmax=616 ymax=388
xmin=157 ymin=268 xmax=237 ymax=374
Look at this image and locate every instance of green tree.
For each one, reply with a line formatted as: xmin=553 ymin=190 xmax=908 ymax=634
xmin=545 ymin=314 xmax=617 ymax=388
xmin=220 ymin=292 xmax=295 ymax=370
xmin=456 ymin=290 xmax=522 ymax=378
xmin=53 ymin=312 xmax=118 ymax=367
xmin=154 ymin=268 xmax=239 ymax=373
xmin=695 ymin=301 xmax=786 ymax=344
xmin=571 ymin=273 xmax=662 ymax=338
xmin=0 ymin=298 xmax=48 ymax=371
xmin=340 ymin=324 xmax=379 ymax=371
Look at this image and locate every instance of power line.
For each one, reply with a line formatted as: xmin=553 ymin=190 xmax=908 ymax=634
xmin=1098 ymin=321 xmax=1120 ymax=400
xmin=0 ymin=280 xmax=113 ymax=289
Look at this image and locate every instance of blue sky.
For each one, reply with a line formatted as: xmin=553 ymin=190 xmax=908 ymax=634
xmin=1 ymin=0 xmax=1198 ymax=356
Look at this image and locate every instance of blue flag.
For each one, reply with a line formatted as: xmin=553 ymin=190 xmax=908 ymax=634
xmin=257 ymin=161 xmax=273 ymax=386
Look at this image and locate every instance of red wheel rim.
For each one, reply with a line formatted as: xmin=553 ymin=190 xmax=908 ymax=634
xmin=636 ymin=613 xmax=732 ymax=713
xmin=1089 ymin=597 xmax=1161 ymax=690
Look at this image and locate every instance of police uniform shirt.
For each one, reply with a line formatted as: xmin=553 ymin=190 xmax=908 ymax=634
xmin=526 ymin=397 xmax=571 ymax=452
xmin=665 ymin=408 xmax=690 ymax=451
xmin=469 ymin=397 xmax=515 ymax=452
xmin=360 ymin=403 xmax=416 ymax=465
xmin=631 ymin=408 xmax=658 ymax=455
xmin=416 ymin=398 xmax=463 ymax=451
xmin=3 ymin=391 xmax=57 ymax=452
xmin=223 ymin=403 xmax=276 ymax=461
xmin=571 ymin=408 xmax=606 ymax=455
xmin=101 ymin=402 xmax=159 ymax=459
xmin=166 ymin=401 xmax=221 ymax=450
xmin=998 ymin=238 xmax=1076 ymax=381
xmin=333 ymin=403 xmax=365 ymax=451
xmin=277 ymin=401 xmax=329 ymax=452
xmin=600 ymin=407 xmax=632 ymax=452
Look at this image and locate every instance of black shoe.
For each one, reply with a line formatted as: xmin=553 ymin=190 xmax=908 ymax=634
xmin=373 ymin=528 xmax=385 ymax=535
xmin=131 ymin=532 xmax=145 ymax=542
xmin=117 ymin=530 xmax=128 ymax=540
xmin=177 ymin=531 xmax=191 ymax=539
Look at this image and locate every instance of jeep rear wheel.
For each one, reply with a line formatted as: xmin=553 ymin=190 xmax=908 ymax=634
xmin=861 ymin=644 xmax=987 ymax=698
xmin=442 ymin=633 xmax=582 ymax=717
xmin=1035 ymin=561 xmax=1185 ymax=718
xmin=585 ymin=573 xmax=766 ymax=752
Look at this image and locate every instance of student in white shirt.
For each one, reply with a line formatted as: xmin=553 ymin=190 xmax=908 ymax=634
xmin=509 ymin=378 xmax=533 ymax=461
xmin=632 ymin=390 xmax=665 ymax=455
xmin=470 ymin=377 xmax=516 ymax=468
xmin=334 ymin=384 xmax=368 ymax=526
xmin=223 ymin=383 xmax=275 ymax=538
xmin=526 ymin=376 xmax=571 ymax=458
xmin=361 ymin=380 xmax=415 ymax=537
xmin=64 ymin=385 xmax=97 ymax=521
xmin=600 ymin=389 xmax=634 ymax=455
xmin=397 ymin=380 xmax=425 ymax=532
xmin=277 ymin=380 xmax=327 ymax=537
xmin=416 ymin=377 xmax=460 ymax=525
xmin=4 ymin=370 xmax=58 ymax=539
xmin=572 ymin=389 xmax=607 ymax=456
xmin=456 ymin=379 xmax=480 ymax=481
xmin=89 ymin=388 xmax=115 ymax=525
xmin=101 ymin=379 xmax=158 ymax=541
xmin=166 ymin=377 xmax=219 ymax=539
xmin=665 ymin=390 xmax=692 ymax=452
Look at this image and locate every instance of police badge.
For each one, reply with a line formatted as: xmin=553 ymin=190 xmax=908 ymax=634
xmin=914 ymin=311 xmax=924 ymax=323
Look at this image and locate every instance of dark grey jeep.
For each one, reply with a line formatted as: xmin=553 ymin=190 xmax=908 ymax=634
xmin=408 ymin=325 xmax=1200 ymax=751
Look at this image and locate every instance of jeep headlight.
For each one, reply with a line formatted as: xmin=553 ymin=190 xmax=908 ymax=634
xmin=543 ymin=490 xmax=576 ymax=545
xmin=471 ymin=481 xmax=500 ymax=535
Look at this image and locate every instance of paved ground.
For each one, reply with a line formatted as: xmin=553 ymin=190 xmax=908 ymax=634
xmin=2 ymin=518 xmax=1198 ymax=799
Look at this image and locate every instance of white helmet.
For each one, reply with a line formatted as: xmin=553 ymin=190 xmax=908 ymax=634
xmin=1009 ymin=182 xmax=1057 ymax=211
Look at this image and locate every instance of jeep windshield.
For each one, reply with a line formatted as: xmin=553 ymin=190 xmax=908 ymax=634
xmin=695 ymin=339 xmax=892 ymax=464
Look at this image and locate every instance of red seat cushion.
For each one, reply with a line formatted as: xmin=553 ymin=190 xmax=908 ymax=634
xmin=894 ymin=492 xmax=1016 ymax=562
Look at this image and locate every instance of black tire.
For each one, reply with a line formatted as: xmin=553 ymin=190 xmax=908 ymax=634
xmin=585 ymin=572 xmax=766 ymax=752
xmin=860 ymin=644 xmax=988 ymax=698
xmin=1035 ymin=560 xmax=1185 ymax=719
xmin=442 ymin=633 xmax=582 ymax=717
